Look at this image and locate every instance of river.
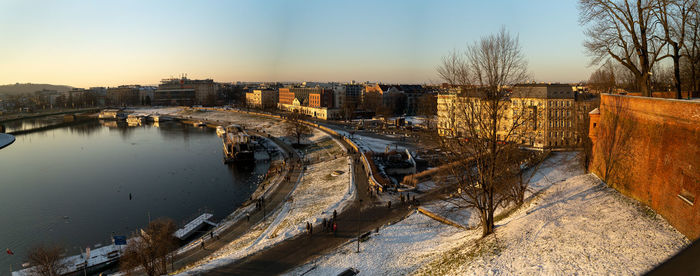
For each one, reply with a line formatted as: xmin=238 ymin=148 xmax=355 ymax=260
xmin=0 ymin=118 xmax=267 ymax=274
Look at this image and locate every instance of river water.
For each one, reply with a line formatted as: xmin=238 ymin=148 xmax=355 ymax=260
xmin=0 ymin=119 xmax=267 ymax=273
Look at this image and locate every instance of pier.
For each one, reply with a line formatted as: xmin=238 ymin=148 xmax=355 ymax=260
xmin=174 ymin=213 xmax=217 ymax=240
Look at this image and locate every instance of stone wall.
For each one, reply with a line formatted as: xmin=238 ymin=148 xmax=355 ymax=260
xmin=589 ymin=94 xmax=700 ymax=240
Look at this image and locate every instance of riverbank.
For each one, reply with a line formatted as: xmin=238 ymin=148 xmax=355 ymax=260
xmin=129 ymin=107 xmax=356 ymax=275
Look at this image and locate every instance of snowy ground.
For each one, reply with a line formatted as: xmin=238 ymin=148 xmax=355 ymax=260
xmin=422 ymin=152 xmax=584 ymax=229
xmin=418 ymin=173 xmax=689 ymax=275
xmin=289 ymin=152 xmax=690 ymax=276
xmin=285 ymin=212 xmax=470 ymax=276
xmin=353 ymin=134 xmax=405 ymax=153
xmin=171 ymin=110 xmax=356 ymax=275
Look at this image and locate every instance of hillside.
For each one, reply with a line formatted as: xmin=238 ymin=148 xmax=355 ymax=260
xmin=0 ymin=83 xmax=73 ymax=95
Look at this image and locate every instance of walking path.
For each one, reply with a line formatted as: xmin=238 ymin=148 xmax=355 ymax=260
xmin=202 ymin=132 xmax=438 ymax=275
xmin=165 ymin=132 xmax=304 ymax=274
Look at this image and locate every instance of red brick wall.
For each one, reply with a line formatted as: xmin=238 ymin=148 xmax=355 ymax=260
xmin=590 ymin=94 xmax=700 ymax=240
xmin=626 ymin=91 xmax=700 ymax=98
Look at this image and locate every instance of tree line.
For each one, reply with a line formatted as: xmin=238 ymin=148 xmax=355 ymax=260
xmin=581 ymin=0 xmax=700 ymax=98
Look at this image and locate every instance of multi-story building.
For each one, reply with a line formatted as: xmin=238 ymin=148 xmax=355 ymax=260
xmin=246 ymin=89 xmax=279 ymax=109
xmin=278 ymin=86 xmax=332 ymax=107
xmin=277 ymin=85 xmax=340 ymax=120
xmin=152 ymin=89 xmax=195 ymax=106
xmin=308 ymin=89 xmax=334 ymax=108
xmin=107 ymin=86 xmax=140 ymax=106
xmin=158 ymin=77 xmax=216 ymax=105
xmin=437 ymin=84 xmax=597 ymax=149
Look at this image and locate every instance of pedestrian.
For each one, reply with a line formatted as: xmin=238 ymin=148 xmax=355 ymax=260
xmin=201 ymin=240 xmax=205 ymax=249
xmin=333 ymin=222 xmax=337 ymax=236
xmin=210 ymin=231 xmax=214 ymax=239
xmin=309 ymin=224 xmax=313 ymax=236
xmin=322 ymin=218 xmax=327 ymax=231
xmin=333 ymin=210 xmax=337 ymax=221
xmin=388 ymin=201 xmax=391 ymax=209
xmin=247 ymin=213 xmax=250 ymax=222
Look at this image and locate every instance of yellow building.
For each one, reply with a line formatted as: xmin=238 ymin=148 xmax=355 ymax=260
xmin=437 ymin=84 xmax=597 ymax=149
xmin=246 ymin=89 xmax=278 ymax=109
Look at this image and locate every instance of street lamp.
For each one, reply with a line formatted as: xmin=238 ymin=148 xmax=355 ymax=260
xmin=357 ymin=199 xmax=363 ymax=253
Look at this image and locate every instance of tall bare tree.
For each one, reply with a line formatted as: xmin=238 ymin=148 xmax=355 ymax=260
xmin=653 ymin=0 xmax=697 ymax=99
xmin=588 ymin=61 xmax=618 ymax=93
xmin=579 ymin=0 xmax=667 ymax=97
xmin=436 ymin=27 xmax=531 ymax=237
xmin=417 ymin=93 xmax=437 ymax=129
xmin=594 ymin=95 xmax=634 ymax=184
xmin=120 ymin=219 xmax=177 ymax=276
xmin=26 ymin=245 xmax=67 ymax=276
xmin=683 ymin=3 xmax=700 ymax=96
xmin=285 ymin=110 xmax=312 ymax=145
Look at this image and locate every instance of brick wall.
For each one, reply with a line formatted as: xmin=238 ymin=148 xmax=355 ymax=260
xmin=589 ymin=94 xmax=700 ymax=240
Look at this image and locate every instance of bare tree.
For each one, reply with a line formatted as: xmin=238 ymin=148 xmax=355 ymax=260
xmin=682 ymin=3 xmax=700 ymax=96
xmin=588 ymin=61 xmax=618 ymax=93
xmin=341 ymin=100 xmax=355 ymax=121
xmin=285 ymin=110 xmax=312 ymax=145
xmin=120 ymin=219 xmax=177 ymax=276
xmin=436 ymin=27 xmax=531 ymax=237
xmin=653 ymin=0 xmax=697 ymax=99
xmin=26 ymin=245 xmax=67 ymax=276
xmin=507 ymin=150 xmax=550 ymax=206
xmin=579 ymin=0 xmax=667 ymax=97
xmin=417 ymin=93 xmax=437 ymax=129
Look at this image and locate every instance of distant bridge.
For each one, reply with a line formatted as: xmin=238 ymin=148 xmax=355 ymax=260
xmin=0 ymin=108 xmax=101 ymax=124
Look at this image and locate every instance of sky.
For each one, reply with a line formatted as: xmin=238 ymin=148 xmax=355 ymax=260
xmin=0 ymin=0 xmax=593 ymax=87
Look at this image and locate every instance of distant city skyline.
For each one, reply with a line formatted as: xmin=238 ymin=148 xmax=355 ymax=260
xmin=0 ymin=0 xmax=593 ymax=88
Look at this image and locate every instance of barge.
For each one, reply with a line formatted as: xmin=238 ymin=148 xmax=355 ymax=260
xmin=222 ymin=124 xmax=255 ymax=163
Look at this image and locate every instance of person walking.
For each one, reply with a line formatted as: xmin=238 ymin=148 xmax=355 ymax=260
xmin=333 ymin=210 xmax=337 ymax=222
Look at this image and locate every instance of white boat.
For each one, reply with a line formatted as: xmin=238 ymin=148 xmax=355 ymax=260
xmin=126 ymin=115 xmax=144 ymax=126
xmin=151 ymin=114 xmax=172 ymax=122
xmin=216 ymin=126 xmax=226 ymax=137
xmin=98 ymin=109 xmax=126 ymax=120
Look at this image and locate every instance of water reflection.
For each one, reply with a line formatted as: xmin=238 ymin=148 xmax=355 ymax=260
xmin=0 ymin=119 xmax=266 ymax=272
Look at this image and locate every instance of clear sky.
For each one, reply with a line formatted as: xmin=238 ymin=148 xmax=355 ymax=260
xmin=0 ymin=0 xmax=593 ymax=87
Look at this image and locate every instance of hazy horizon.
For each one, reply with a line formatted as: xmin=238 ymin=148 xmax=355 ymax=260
xmin=0 ymin=0 xmax=594 ymax=88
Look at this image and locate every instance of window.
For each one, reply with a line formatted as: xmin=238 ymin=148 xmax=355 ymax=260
xmin=679 ymin=172 xmax=695 ymax=206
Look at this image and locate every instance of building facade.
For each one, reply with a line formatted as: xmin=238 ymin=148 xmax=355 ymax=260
xmin=158 ymin=77 xmax=217 ymax=105
xmin=437 ymin=84 xmax=597 ymax=149
xmin=246 ymin=89 xmax=279 ymax=109
xmin=107 ymin=86 xmax=140 ymax=106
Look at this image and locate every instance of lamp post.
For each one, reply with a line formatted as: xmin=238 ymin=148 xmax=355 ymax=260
xmin=357 ymin=199 xmax=363 ymax=253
